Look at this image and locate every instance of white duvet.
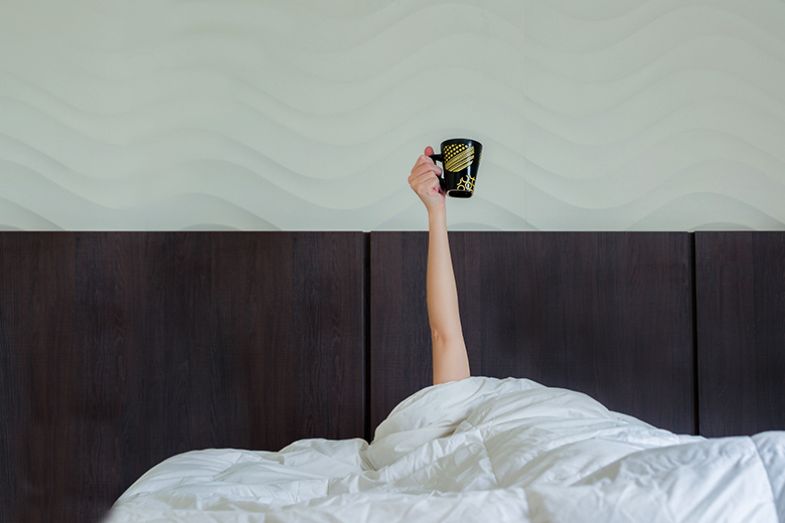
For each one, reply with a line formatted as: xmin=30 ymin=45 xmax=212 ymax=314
xmin=104 ymin=376 xmax=785 ymax=522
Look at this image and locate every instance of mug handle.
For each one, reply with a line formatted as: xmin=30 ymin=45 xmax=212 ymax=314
xmin=428 ymin=153 xmax=448 ymax=191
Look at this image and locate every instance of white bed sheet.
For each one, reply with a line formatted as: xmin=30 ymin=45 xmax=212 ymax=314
xmin=104 ymin=376 xmax=785 ymax=522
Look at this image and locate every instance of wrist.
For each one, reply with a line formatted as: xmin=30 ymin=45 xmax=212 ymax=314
xmin=427 ymin=205 xmax=446 ymax=224
xmin=427 ymin=200 xmax=446 ymax=215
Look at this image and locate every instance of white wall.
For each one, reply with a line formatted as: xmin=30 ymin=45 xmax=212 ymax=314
xmin=1 ymin=0 xmax=784 ymax=230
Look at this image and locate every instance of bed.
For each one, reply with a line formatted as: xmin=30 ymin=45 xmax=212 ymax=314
xmin=1 ymin=231 xmax=784 ymax=522
xmin=104 ymin=376 xmax=785 ymax=522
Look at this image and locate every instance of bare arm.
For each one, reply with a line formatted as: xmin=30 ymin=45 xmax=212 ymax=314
xmin=427 ymin=206 xmax=471 ymax=385
xmin=407 ymin=146 xmax=471 ymax=385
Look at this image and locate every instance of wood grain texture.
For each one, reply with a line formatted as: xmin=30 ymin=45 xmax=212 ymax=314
xmin=369 ymin=231 xmax=696 ymax=437
xmin=0 ymin=232 xmax=366 ymax=523
xmin=8 ymin=230 xmax=785 ymax=521
xmin=695 ymin=232 xmax=785 ymax=436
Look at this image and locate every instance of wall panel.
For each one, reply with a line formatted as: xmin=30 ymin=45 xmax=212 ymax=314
xmin=695 ymin=231 xmax=785 ymax=436
xmin=0 ymin=232 xmax=366 ymax=522
xmin=369 ymin=231 xmax=696 ymax=436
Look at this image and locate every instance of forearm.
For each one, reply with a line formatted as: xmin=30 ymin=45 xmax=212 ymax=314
xmin=427 ymin=206 xmax=470 ymax=383
xmin=427 ymin=208 xmax=462 ymax=338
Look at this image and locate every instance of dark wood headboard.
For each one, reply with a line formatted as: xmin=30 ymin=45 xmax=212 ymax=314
xmin=695 ymin=232 xmax=785 ymax=436
xmin=0 ymin=232 xmax=367 ymax=523
xmin=370 ymin=232 xmax=696 ymax=436
xmin=1 ymin=231 xmax=783 ymax=523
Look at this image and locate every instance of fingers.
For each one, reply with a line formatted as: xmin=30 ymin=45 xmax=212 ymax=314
xmin=412 ymin=146 xmax=436 ymax=169
xmin=410 ymin=154 xmax=440 ymax=174
xmin=412 ymin=161 xmax=441 ymax=177
xmin=409 ymin=166 xmax=441 ymax=188
xmin=410 ymin=167 xmax=442 ymax=190
xmin=411 ymin=154 xmax=433 ymax=171
xmin=409 ymin=147 xmax=441 ymax=196
xmin=409 ymin=168 xmax=441 ymax=189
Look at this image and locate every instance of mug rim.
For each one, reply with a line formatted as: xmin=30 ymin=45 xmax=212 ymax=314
xmin=441 ymin=137 xmax=482 ymax=147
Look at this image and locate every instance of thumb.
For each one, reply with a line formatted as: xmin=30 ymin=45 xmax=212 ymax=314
xmin=424 ymin=146 xmax=434 ymax=156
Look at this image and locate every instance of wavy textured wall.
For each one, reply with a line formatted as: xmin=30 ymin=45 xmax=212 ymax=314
xmin=1 ymin=0 xmax=783 ymax=230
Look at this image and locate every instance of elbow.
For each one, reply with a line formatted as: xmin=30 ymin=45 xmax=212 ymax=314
xmin=431 ymin=328 xmax=460 ymax=344
xmin=431 ymin=328 xmax=447 ymax=344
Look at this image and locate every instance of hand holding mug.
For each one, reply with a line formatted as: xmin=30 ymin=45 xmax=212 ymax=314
xmin=408 ymin=146 xmax=446 ymax=212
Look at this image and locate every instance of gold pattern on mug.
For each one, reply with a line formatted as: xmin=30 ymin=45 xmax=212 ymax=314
xmin=445 ymin=145 xmax=474 ymax=172
xmin=456 ymin=174 xmax=476 ymax=192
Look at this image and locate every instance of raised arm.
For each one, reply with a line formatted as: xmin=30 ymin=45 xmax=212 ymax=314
xmin=408 ymin=146 xmax=471 ymax=385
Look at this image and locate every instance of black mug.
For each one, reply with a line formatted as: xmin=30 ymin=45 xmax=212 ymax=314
xmin=428 ymin=138 xmax=482 ymax=198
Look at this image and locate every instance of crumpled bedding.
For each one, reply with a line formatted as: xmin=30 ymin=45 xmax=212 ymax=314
xmin=104 ymin=376 xmax=785 ymax=522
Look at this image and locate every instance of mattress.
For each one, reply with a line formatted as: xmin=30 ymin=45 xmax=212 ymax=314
xmin=104 ymin=376 xmax=785 ymax=522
